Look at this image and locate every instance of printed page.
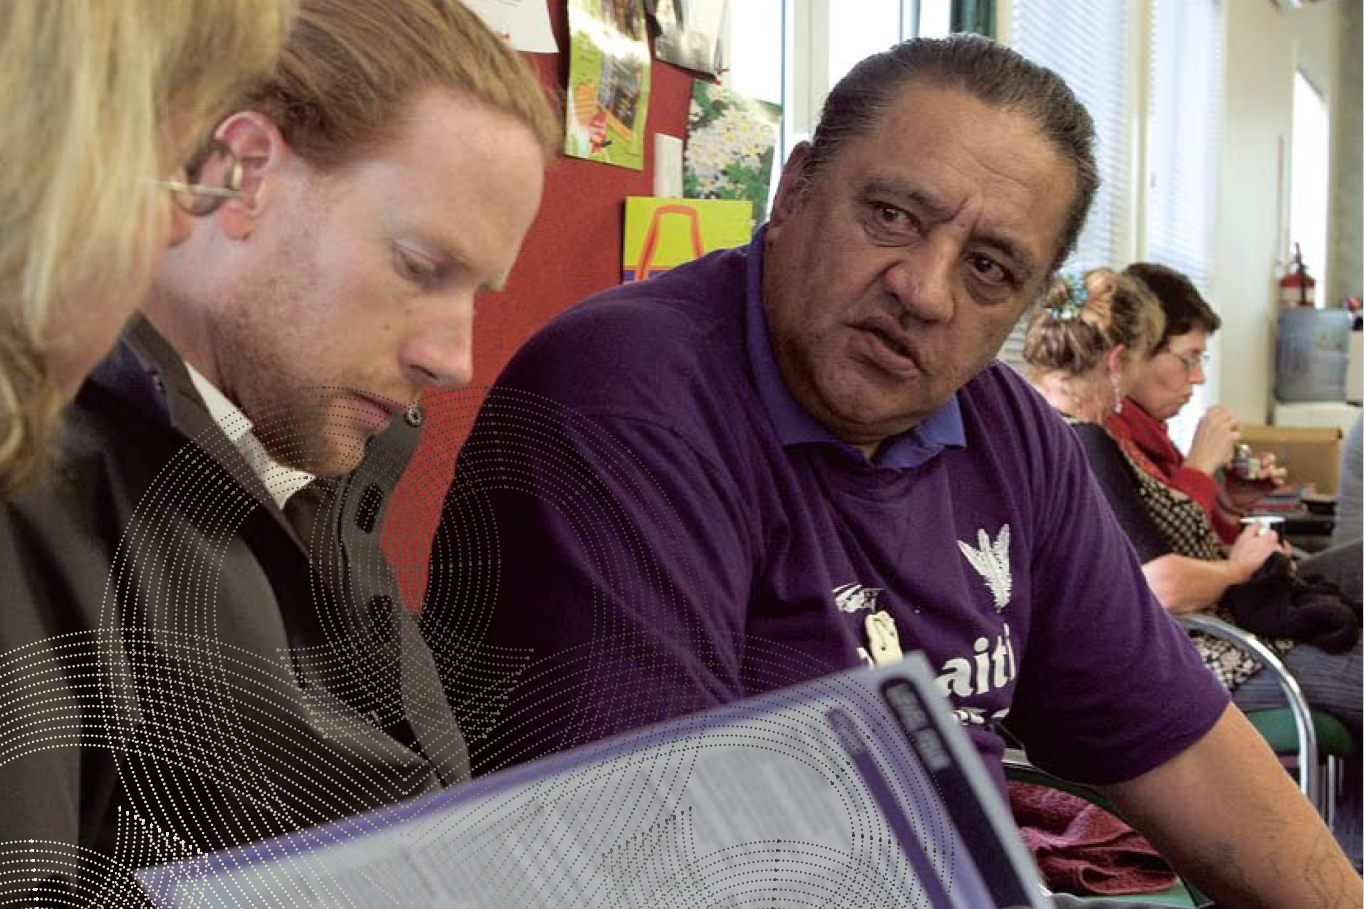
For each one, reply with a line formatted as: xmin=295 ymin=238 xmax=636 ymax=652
xmin=140 ymin=658 xmax=1048 ymax=908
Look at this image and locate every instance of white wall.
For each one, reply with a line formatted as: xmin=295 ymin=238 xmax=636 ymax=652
xmin=1211 ymin=0 xmax=1344 ymax=424
xmin=1329 ymin=0 xmax=1361 ymax=307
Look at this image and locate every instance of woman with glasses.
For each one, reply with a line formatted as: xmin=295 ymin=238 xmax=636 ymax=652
xmin=1107 ymin=262 xmax=1287 ymax=545
xmin=0 ymin=0 xmax=294 ymax=496
xmin=1024 ymin=269 xmax=1361 ymax=865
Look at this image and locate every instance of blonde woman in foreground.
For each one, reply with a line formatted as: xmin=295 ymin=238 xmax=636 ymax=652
xmin=0 ymin=0 xmax=294 ymax=495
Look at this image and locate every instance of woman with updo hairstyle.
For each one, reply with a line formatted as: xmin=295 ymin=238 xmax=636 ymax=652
xmin=1026 ymin=268 xmax=1362 ymax=861
xmin=1024 ymin=268 xmax=1165 ymax=423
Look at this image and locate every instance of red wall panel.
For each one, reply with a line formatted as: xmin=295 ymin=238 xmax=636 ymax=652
xmin=383 ymin=9 xmax=702 ymax=607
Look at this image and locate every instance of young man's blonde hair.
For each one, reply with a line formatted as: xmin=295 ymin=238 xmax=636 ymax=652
xmin=238 ymin=0 xmax=561 ymax=169
xmin=0 ymin=0 xmax=294 ymax=495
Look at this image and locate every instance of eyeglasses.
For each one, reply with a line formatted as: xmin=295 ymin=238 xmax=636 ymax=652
xmin=1163 ymin=349 xmax=1210 ymax=376
xmin=157 ymin=141 xmax=243 ymax=217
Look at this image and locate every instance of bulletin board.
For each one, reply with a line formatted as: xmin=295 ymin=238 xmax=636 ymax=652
xmin=384 ymin=2 xmax=711 ymax=607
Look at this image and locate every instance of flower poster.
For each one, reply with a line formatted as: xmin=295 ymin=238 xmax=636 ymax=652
xmin=684 ymin=81 xmax=781 ymax=222
xmin=622 ymin=196 xmax=753 ymax=282
xmin=565 ymin=0 xmax=651 ymax=170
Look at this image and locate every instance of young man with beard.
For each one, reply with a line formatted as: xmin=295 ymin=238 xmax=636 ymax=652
xmin=0 ymin=0 xmax=555 ymax=902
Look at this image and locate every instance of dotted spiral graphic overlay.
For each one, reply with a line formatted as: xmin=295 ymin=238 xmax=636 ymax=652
xmin=0 ymin=384 xmax=983 ymax=907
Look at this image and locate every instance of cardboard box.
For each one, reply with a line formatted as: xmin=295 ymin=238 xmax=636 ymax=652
xmin=1240 ymin=424 xmax=1343 ymax=495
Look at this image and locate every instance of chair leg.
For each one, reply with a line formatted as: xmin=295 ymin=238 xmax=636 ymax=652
xmin=1310 ymin=758 xmax=1325 ymax=818
xmin=1324 ymin=756 xmax=1339 ymax=829
xmin=1285 ymin=753 xmax=1324 ymax=816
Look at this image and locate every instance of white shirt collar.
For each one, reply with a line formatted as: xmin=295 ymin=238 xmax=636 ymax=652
xmin=184 ymin=361 xmax=314 ymax=508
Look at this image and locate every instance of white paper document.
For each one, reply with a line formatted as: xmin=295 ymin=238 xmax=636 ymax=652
xmin=139 ymin=655 xmax=1051 ymax=908
xmin=464 ymin=0 xmax=557 ymax=53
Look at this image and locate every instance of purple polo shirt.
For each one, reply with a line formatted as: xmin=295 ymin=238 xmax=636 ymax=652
xmin=435 ymin=236 xmax=1229 ymax=791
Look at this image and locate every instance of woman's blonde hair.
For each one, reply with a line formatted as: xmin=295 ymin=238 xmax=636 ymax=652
xmin=0 ymin=0 xmax=293 ymax=495
xmin=1023 ymin=268 xmax=1166 ymax=379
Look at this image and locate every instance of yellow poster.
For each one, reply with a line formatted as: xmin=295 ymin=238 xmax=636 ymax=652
xmin=622 ymin=197 xmax=753 ymax=283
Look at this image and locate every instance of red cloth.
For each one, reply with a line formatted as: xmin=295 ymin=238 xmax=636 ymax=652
xmin=1008 ymin=781 xmax=1179 ymax=896
xmin=1106 ymin=399 xmax=1240 ymax=544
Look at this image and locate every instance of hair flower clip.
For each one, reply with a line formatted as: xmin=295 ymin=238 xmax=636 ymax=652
xmin=1048 ymin=272 xmax=1088 ymax=321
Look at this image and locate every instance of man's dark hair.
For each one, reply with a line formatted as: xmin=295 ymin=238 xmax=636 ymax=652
xmin=799 ymin=34 xmax=1097 ymax=273
xmin=1122 ymin=262 xmax=1221 ymax=350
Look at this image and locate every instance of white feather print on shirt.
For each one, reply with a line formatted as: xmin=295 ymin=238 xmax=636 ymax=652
xmin=957 ymin=524 xmax=1012 ymax=612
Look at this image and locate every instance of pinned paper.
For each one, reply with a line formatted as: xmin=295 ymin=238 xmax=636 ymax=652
xmin=462 ymin=0 xmax=557 ymax=53
xmin=653 ymin=134 xmax=684 ymax=197
xmin=650 ymin=0 xmax=728 ymax=75
xmin=565 ymin=0 xmax=651 ymax=170
xmin=622 ymin=197 xmax=752 ymax=283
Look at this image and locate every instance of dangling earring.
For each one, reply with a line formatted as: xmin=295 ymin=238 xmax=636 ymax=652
xmin=1110 ymin=372 xmax=1124 ymax=415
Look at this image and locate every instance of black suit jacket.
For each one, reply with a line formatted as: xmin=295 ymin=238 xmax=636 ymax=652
xmin=0 ymin=317 xmax=468 ymax=903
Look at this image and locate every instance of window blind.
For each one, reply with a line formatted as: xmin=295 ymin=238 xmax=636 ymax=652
xmin=1145 ymin=0 xmax=1222 ymax=450
xmin=1144 ymin=0 xmax=1222 ymax=292
xmin=1000 ymin=0 xmax=1133 ymax=369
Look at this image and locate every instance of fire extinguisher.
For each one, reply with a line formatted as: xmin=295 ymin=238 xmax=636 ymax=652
xmin=1279 ymin=242 xmax=1316 ymax=308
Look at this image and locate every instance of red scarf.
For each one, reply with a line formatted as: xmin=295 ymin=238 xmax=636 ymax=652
xmin=1106 ymin=400 xmax=1239 ymax=544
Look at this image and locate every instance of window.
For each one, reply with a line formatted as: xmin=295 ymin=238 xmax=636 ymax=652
xmin=919 ymin=0 xmax=953 ymax=37
xmin=1144 ymin=0 xmax=1222 ymax=292
xmin=1290 ymin=68 xmax=1331 ymax=299
xmin=1144 ymin=0 xmax=1223 ymax=449
xmin=1011 ymin=0 xmax=1133 ymax=272
xmin=999 ymin=0 xmax=1134 ymax=366
xmin=724 ymin=0 xmax=947 ymax=196
xmin=827 ymin=1 xmax=909 ymax=81
xmin=726 ymin=0 xmax=784 ymax=108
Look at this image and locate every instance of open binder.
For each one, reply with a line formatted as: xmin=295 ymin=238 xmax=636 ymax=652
xmin=139 ymin=652 xmax=1050 ymax=908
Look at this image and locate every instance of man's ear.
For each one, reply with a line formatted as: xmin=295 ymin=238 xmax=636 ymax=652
xmin=212 ymin=111 xmax=287 ymax=240
xmin=767 ymin=141 xmax=814 ymax=233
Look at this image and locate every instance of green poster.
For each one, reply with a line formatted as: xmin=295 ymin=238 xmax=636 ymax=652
xmin=565 ymin=0 xmax=651 ymax=171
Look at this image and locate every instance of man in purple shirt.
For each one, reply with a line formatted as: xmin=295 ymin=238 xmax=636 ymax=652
xmin=428 ymin=35 xmax=1359 ymax=904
